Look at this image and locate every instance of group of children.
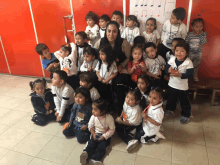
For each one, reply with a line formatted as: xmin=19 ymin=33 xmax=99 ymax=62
xmin=31 ymin=7 xmax=207 ymax=165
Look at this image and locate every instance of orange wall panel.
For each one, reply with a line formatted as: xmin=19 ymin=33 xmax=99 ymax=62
xmin=0 ymin=45 xmax=9 ymax=74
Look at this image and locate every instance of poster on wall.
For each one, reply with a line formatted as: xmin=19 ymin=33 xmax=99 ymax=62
xmin=130 ymin=0 xmax=176 ymax=34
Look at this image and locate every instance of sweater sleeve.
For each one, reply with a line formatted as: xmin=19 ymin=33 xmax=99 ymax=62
xmin=31 ymin=97 xmax=47 ymax=115
xmin=165 ymin=63 xmax=171 ymax=75
xmin=59 ymin=86 xmax=73 ymax=117
xmin=199 ymin=32 xmax=207 ymax=45
xmin=121 ymin=40 xmax=131 ymax=68
xmin=88 ymin=115 xmax=95 ymax=131
xmin=52 ymin=86 xmax=61 ymax=114
xmin=181 ymin=68 xmax=194 ymax=79
xmin=102 ymin=115 xmax=115 ymax=140
xmin=121 ymin=28 xmax=126 ymax=39
xmin=180 ymin=24 xmax=187 ymax=39
xmin=161 ymin=21 xmax=167 ymax=41
xmin=94 ymin=39 xmax=101 ymax=49
xmin=90 ymin=25 xmax=99 ymax=40
xmin=134 ymin=27 xmax=140 ymax=38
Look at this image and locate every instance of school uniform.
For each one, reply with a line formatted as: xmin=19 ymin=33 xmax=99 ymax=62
xmin=85 ymin=24 xmax=100 ymax=47
xmin=142 ymin=30 xmax=160 ymax=45
xmin=99 ymin=28 xmax=106 ymax=38
xmin=136 ymin=87 xmax=150 ymax=110
xmin=119 ymin=24 xmax=125 ymax=35
xmin=80 ymin=59 xmax=99 ymax=72
xmin=121 ymin=27 xmax=140 ymax=45
xmin=166 ymin=50 xmax=175 ymax=62
xmin=76 ymin=42 xmax=90 ymax=70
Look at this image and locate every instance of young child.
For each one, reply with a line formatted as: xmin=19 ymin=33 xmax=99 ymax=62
xmin=144 ymin=42 xmax=166 ymax=88
xmin=95 ymin=45 xmax=118 ymax=106
xmin=75 ymin=31 xmax=90 ymax=69
xmin=160 ymin=7 xmax=187 ymax=62
xmin=133 ymin=36 xmax=146 ymax=60
xmin=35 ymin=43 xmax=60 ymax=78
xmin=165 ymin=41 xmax=194 ymax=124
xmin=52 ymin=70 xmax=75 ymax=123
xmin=115 ymin=89 xmax=142 ymax=152
xmin=80 ymin=46 xmax=99 ymax=73
xmin=63 ymin=87 xmax=92 ymax=143
xmin=80 ymin=99 xmax=115 ymax=165
xmin=142 ymin=18 xmax=161 ymax=47
xmin=127 ymin=44 xmax=147 ymax=88
xmin=186 ymin=18 xmax=207 ymax=81
xmin=121 ymin=15 xmax=140 ymax=45
xmin=79 ymin=72 xmax=100 ymax=101
xmin=30 ymin=78 xmax=56 ymax=126
xmin=166 ymin=38 xmax=185 ymax=62
xmin=85 ymin=11 xmax=99 ymax=47
xmin=54 ymin=43 xmax=79 ymax=89
xmin=136 ymin=87 xmax=165 ymax=143
xmin=99 ymin=14 xmax=111 ymax=38
xmin=111 ymin=10 xmax=125 ymax=35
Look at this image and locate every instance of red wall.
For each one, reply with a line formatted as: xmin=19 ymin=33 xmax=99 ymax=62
xmin=0 ymin=41 xmax=9 ymax=74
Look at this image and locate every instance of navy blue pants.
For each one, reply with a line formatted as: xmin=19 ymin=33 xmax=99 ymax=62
xmin=136 ymin=128 xmax=156 ymax=143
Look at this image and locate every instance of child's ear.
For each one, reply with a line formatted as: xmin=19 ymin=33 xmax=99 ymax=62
xmin=60 ymin=79 xmax=64 ymax=85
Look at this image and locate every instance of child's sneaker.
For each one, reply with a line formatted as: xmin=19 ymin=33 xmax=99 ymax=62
xmin=180 ymin=116 xmax=190 ymax=124
xmin=126 ymin=139 xmax=138 ymax=152
xmin=80 ymin=151 xmax=88 ymax=165
xmin=193 ymin=75 xmax=199 ymax=82
xmin=164 ymin=110 xmax=174 ymax=116
xmin=89 ymin=159 xmax=103 ymax=165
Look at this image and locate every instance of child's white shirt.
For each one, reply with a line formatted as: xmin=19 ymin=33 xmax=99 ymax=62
xmin=168 ymin=56 xmax=193 ymax=90
xmin=119 ymin=24 xmax=125 ymax=35
xmin=88 ymin=114 xmax=115 ymax=140
xmin=166 ymin=50 xmax=175 ymax=62
xmin=161 ymin=20 xmax=187 ymax=49
xmin=121 ymin=27 xmax=140 ymax=45
xmin=52 ymin=83 xmax=75 ymax=117
xmin=99 ymin=28 xmax=106 ymax=38
xmin=90 ymin=87 xmax=100 ymax=101
xmin=145 ymin=55 xmax=166 ymax=75
xmin=77 ymin=46 xmax=85 ymax=70
xmin=142 ymin=30 xmax=160 ymax=45
xmin=95 ymin=61 xmax=118 ymax=84
xmin=85 ymin=24 xmax=100 ymax=47
xmin=123 ymin=102 xmax=142 ymax=126
xmin=80 ymin=59 xmax=99 ymax=72
xmin=54 ymin=43 xmax=77 ymax=76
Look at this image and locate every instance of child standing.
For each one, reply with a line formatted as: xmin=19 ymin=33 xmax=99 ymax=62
xmin=121 ymin=15 xmax=140 ymax=45
xmin=99 ymin=14 xmax=111 ymax=38
xmin=136 ymin=87 xmax=165 ymax=143
xmin=79 ymin=72 xmax=100 ymax=101
xmin=35 ymin=43 xmax=60 ymax=79
xmin=63 ymin=87 xmax=92 ymax=143
xmin=85 ymin=11 xmax=99 ymax=47
xmin=115 ymin=89 xmax=142 ymax=152
xmin=30 ymin=78 xmax=56 ymax=126
xmin=142 ymin=18 xmax=161 ymax=47
xmin=80 ymin=99 xmax=115 ymax=165
xmin=165 ymin=41 xmax=194 ymax=124
xmin=186 ymin=18 xmax=207 ymax=81
xmin=52 ymin=70 xmax=75 ymax=123
xmin=160 ymin=7 xmax=187 ymax=62
xmin=111 ymin=10 xmax=125 ymax=35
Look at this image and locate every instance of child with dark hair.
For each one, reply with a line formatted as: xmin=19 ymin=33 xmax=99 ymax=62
xmin=133 ymin=36 xmax=147 ymax=59
xmin=186 ymin=18 xmax=207 ymax=81
xmin=85 ymin=11 xmax=99 ymax=47
xmin=30 ymin=78 xmax=56 ymax=126
xmin=52 ymin=70 xmax=75 ymax=123
xmin=160 ymin=7 xmax=187 ymax=62
xmin=63 ymin=87 xmax=92 ymax=144
xmin=121 ymin=15 xmax=140 ymax=45
xmin=99 ymin=14 xmax=111 ymax=38
xmin=111 ymin=10 xmax=125 ymax=35
xmin=35 ymin=43 xmax=60 ymax=78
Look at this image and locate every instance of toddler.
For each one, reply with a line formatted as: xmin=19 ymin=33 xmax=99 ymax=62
xmin=111 ymin=10 xmax=125 ymax=35
xmin=133 ymin=36 xmax=147 ymax=60
xmin=99 ymin=14 xmax=111 ymax=38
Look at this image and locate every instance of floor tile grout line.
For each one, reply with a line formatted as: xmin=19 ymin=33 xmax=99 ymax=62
xmin=201 ymin=118 xmax=210 ymax=165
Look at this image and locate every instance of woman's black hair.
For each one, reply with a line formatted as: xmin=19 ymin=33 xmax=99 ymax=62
xmin=98 ymin=44 xmax=114 ymax=71
xmin=150 ymin=87 xmax=164 ymax=99
xmin=75 ymin=31 xmax=87 ymax=40
xmin=92 ymin=99 xmax=110 ymax=114
xmin=129 ymin=44 xmax=143 ymax=62
xmin=75 ymin=87 xmax=92 ymax=103
xmin=127 ymin=15 xmax=140 ymax=27
xmin=146 ymin=17 xmax=157 ymax=30
xmin=127 ymin=88 xmax=142 ymax=102
xmin=29 ymin=78 xmax=47 ymax=91
xmin=191 ymin=18 xmax=204 ymax=30
xmin=174 ymin=40 xmax=189 ymax=57
xmin=60 ymin=44 xmax=72 ymax=55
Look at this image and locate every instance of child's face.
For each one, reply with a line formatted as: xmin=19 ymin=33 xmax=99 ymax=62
xmin=137 ymin=78 xmax=149 ymax=92
xmin=125 ymin=93 xmax=138 ymax=107
xmin=75 ymin=93 xmax=86 ymax=105
xmin=132 ymin=48 xmax=143 ymax=61
xmin=99 ymin=51 xmax=107 ymax=62
xmin=146 ymin=20 xmax=156 ymax=33
xmin=86 ymin=18 xmax=95 ymax=27
xmin=145 ymin=46 xmax=157 ymax=59
xmin=42 ymin=48 xmax=51 ymax=59
xmin=75 ymin=35 xmax=85 ymax=46
xmin=170 ymin=13 xmax=181 ymax=25
xmin=79 ymin=80 xmax=91 ymax=88
xmin=99 ymin=19 xmax=108 ymax=29
xmin=52 ymin=73 xmax=63 ymax=87
xmin=34 ymin=83 xmax=45 ymax=95
xmin=92 ymin=104 xmax=103 ymax=117
xmin=60 ymin=49 xmax=69 ymax=59
xmin=83 ymin=53 xmax=94 ymax=63
xmin=192 ymin=22 xmax=203 ymax=34
xmin=126 ymin=19 xmax=136 ymax=28
xmin=171 ymin=41 xmax=178 ymax=53
xmin=148 ymin=91 xmax=162 ymax=106
xmin=111 ymin=14 xmax=122 ymax=25
xmin=175 ymin=46 xmax=187 ymax=61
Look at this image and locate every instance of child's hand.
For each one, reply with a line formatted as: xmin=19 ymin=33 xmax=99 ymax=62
xmin=170 ymin=71 xmax=182 ymax=77
xmin=98 ymin=136 xmax=105 ymax=141
xmin=55 ymin=112 xmax=59 ymax=116
xmin=98 ymin=77 xmax=104 ymax=82
xmin=142 ymin=111 xmax=146 ymax=119
xmin=54 ymin=63 xmax=60 ymax=68
xmin=80 ymin=125 xmax=88 ymax=131
xmin=115 ymin=117 xmax=123 ymax=124
xmin=152 ymin=74 xmax=160 ymax=79
xmin=103 ymin=79 xmax=110 ymax=84
xmin=118 ymin=65 xmax=123 ymax=73
xmin=88 ymin=67 xmax=93 ymax=72
xmin=161 ymin=65 xmax=165 ymax=70
xmin=56 ymin=116 xmax=62 ymax=122
xmin=131 ymin=65 xmax=137 ymax=70
xmin=46 ymin=110 xmax=53 ymax=115
xmin=139 ymin=63 xmax=145 ymax=68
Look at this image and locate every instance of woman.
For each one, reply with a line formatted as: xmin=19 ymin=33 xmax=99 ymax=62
xmin=94 ymin=21 xmax=131 ymax=114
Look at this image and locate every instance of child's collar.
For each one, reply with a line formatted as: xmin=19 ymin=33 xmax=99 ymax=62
xmin=100 ymin=28 xmax=106 ymax=31
xmin=150 ymin=101 xmax=163 ymax=109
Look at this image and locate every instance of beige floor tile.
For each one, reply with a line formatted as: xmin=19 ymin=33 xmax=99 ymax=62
xmin=14 ymin=115 xmax=38 ymax=131
xmin=200 ymin=104 xmax=220 ymax=116
xmin=103 ymin=149 xmax=136 ymax=165
xmin=201 ymin=114 xmax=220 ymax=129
xmin=0 ymin=110 xmax=28 ymax=126
xmin=173 ymin=124 xmax=205 ymax=145
xmin=135 ymin=155 xmax=171 ymax=165
xmin=172 ymin=140 xmax=208 ymax=165
xmin=207 ymin=146 xmax=220 ymax=165
xmin=0 ymin=97 xmax=28 ymax=109
xmin=0 ymin=95 xmax=11 ymax=105
xmin=0 ymin=147 xmax=10 ymax=159
xmin=0 ymin=124 xmax=10 ymax=135
xmin=13 ymin=99 xmax=33 ymax=112
xmin=161 ymin=122 xmax=173 ymax=141
xmin=137 ymin=139 xmax=172 ymax=162
xmin=36 ymin=136 xmax=78 ymax=164
xmin=13 ymin=132 xmax=53 ymax=156
xmin=0 ymin=107 xmax=11 ymax=118
xmin=0 ymin=127 xmax=30 ymax=149
xmin=29 ymin=158 xmax=59 ymax=165
xmin=204 ymin=127 xmax=220 ymax=148
xmin=0 ymin=151 xmax=34 ymax=165
xmin=33 ymin=121 xmax=64 ymax=135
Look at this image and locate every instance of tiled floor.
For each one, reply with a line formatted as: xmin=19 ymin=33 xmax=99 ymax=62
xmin=0 ymin=74 xmax=219 ymax=165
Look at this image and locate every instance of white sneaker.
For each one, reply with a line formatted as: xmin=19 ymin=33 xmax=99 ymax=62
xmin=126 ymin=139 xmax=138 ymax=152
xmin=89 ymin=159 xmax=103 ymax=165
xmin=80 ymin=151 xmax=88 ymax=165
xmin=30 ymin=113 xmax=36 ymax=118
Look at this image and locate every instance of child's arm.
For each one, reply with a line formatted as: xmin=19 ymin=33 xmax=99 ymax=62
xmin=31 ymin=97 xmax=48 ymax=115
xmin=96 ymin=71 xmax=104 ymax=82
xmin=140 ymin=61 xmax=147 ymax=72
xmin=45 ymin=63 xmax=55 ymax=72
xmin=134 ymin=27 xmax=140 ymax=38
xmin=180 ymin=24 xmax=187 ymax=39
xmin=103 ymin=63 xmax=118 ymax=84
xmin=127 ymin=62 xmax=136 ymax=74
xmin=121 ymin=28 xmax=126 ymax=39
xmin=104 ymin=72 xmax=118 ymax=84
xmin=90 ymin=25 xmax=99 ymax=41
xmin=102 ymin=115 xmax=115 ymax=140
xmin=156 ymin=38 xmax=161 ymax=47
xmin=146 ymin=70 xmax=160 ymax=79
xmin=144 ymin=114 xmax=161 ymax=126
xmin=46 ymin=90 xmax=56 ymax=111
